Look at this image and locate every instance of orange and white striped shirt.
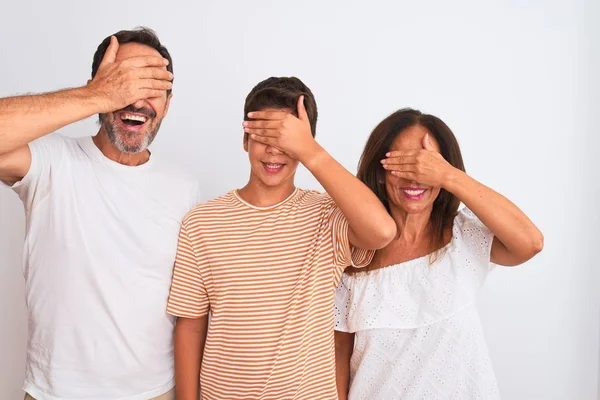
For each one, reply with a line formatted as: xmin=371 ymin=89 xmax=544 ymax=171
xmin=167 ymin=188 xmax=373 ymax=400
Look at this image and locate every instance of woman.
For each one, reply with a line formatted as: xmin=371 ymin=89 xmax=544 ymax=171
xmin=335 ymin=109 xmax=543 ymax=400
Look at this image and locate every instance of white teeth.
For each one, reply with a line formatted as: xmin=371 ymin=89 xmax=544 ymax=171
xmin=121 ymin=114 xmax=147 ymax=123
xmin=402 ymin=189 xmax=426 ymax=196
xmin=265 ymin=163 xmax=283 ymax=168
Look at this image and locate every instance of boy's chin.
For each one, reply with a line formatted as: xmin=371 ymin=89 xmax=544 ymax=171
xmin=260 ymin=177 xmax=287 ymax=187
xmin=257 ymin=173 xmax=295 ymax=188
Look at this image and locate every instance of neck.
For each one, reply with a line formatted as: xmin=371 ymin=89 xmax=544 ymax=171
xmin=389 ymin=204 xmax=433 ymax=244
xmin=92 ymin=128 xmax=150 ymax=166
xmin=237 ymin=174 xmax=296 ymax=208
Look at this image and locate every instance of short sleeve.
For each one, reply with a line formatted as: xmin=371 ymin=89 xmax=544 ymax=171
xmin=322 ymin=195 xmax=375 ymax=275
xmin=167 ymin=223 xmax=210 ymax=318
xmin=455 ymin=207 xmax=495 ymax=269
xmin=333 ymin=277 xmax=352 ymax=332
xmin=2 ymin=133 xmax=67 ymax=210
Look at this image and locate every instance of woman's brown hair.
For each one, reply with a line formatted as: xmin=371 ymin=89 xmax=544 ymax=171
xmin=357 ymin=108 xmax=466 ymax=261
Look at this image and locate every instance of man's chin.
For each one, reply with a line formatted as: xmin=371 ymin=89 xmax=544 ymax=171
xmin=110 ymin=134 xmax=150 ymax=154
xmin=117 ymin=144 xmax=146 ymax=154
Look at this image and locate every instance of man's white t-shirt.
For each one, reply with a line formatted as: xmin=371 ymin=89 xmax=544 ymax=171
xmin=3 ymin=134 xmax=201 ymax=400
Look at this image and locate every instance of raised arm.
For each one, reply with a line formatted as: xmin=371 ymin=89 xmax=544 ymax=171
xmin=382 ymin=133 xmax=543 ymax=266
xmin=243 ymin=97 xmax=396 ymax=250
xmin=0 ymin=36 xmax=172 ymax=183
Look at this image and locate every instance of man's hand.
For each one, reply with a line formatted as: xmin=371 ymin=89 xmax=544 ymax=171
xmin=243 ymin=95 xmax=321 ymax=163
xmin=85 ymin=36 xmax=173 ymax=113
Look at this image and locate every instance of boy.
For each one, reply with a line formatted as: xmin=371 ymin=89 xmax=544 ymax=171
xmin=167 ymin=77 xmax=396 ymax=400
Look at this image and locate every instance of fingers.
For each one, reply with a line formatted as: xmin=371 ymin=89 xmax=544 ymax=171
xmin=381 ymin=156 xmax=417 ymax=165
xmin=99 ymin=36 xmax=119 ymax=68
xmin=385 ymin=150 xmax=419 ymax=158
xmin=390 ymin=171 xmax=416 ymax=180
xmin=139 ymin=79 xmax=173 ymax=91
xmin=244 ymin=128 xmax=279 ymax=138
xmin=243 ymin=120 xmax=281 ymax=129
xmin=137 ymin=67 xmax=174 ymax=81
xmin=125 ymin=55 xmax=170 ymax=68
xmin=247 ymin=110 xmax=288 ymax=120
xmin=242 ymin=119 xmax=282 ymax=137
xmin=140 ymin=88 xmax=170 ymax=99
xmin=297 ymin=95 xmax=309 ymax=121
xmin=250 ymin=134 xmax=275 ymax=144
xmin=249 ymin=135 xmax=286 ymax=153
xmin=382 ymin=163 xmax=416 ymax=172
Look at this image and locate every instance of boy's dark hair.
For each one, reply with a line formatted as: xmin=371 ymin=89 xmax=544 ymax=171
xmin=91 ymin=27 xmax=174 ymax=96
xmin=244 ymin=77 xmax=318 ymax=137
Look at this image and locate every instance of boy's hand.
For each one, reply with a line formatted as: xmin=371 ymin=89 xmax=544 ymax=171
xmin=243 ymin=96 xmax=321 ymax=163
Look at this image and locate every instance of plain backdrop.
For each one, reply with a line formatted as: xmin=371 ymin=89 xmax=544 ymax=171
xmin=1 ymin=1 xmax=598 ymax=399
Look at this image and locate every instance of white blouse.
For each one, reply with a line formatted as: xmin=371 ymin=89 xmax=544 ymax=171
xmin=335 ymin=208 xmax=502 ymax=399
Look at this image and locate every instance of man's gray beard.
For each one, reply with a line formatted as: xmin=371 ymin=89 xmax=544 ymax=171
xmin=99 ymin=114 xmax=161 ymax=154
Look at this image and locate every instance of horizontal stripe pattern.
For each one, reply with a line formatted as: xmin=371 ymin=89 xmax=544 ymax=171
xmin=167 ymin=189 xmax=373 ymax=399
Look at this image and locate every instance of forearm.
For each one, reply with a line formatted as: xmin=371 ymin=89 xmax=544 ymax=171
xmin=445 ymin=169 xmax=543 ymax=257
xmin=303 ymin=146 xmax=395 ymax=249
xmin=175 ymin=317 xmax=208 ymax=400
xmin=0 ymin=87 xmax=102 ymax=154
xmin=335 ymin=331 xmax=354 ymax=400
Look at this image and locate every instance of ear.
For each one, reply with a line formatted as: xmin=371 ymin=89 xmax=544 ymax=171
xmin=243 ymin=132 xmax=249 ymax=153
xmin=162 ymin=93 xmax=173 ymax=118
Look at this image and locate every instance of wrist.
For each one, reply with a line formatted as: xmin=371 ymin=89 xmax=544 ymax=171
xmin=442 ymin=167 xmax=465 ymax=193
xmin=300 ymin=142 xmax=328 ymax=171
xmin=75 ymin=85 xmax=108 ymax=114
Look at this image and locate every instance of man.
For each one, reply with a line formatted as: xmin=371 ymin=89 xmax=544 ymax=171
xmin=0 ymin=28 xmax=199 ymax=399
xmin=167 ymin=77 xmax=397 ymax=399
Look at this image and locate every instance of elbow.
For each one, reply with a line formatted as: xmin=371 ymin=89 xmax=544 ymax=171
xmin=370 ymin=218 xmax=397 ymax=249
xmin=530 ymin=231 xmax=544 ymax=256
xmin=382 ymin=220 xmax=397 ymax=247
xmin=516 ymin=231 xmax=544 ymax=264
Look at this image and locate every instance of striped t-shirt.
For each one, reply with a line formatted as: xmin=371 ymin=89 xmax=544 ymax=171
xmin=167 ymin=188 xmax=374 ymax=400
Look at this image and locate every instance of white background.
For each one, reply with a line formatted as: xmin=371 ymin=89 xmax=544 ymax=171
xmin=0 ymin=1 xmax=598 ymax=399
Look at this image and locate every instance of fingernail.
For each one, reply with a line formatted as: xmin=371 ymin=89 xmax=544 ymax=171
xmin=163 ymin=59 xmax=169 ymax=65
xmin=168 ymin=72 xmax=174 ymax=79
xmin=380 ymin=159 xmax=386 ymax=164
xmin=247 ymin=112 xmax=254 ymax=118
xmin=242 ymin=121 xmax=248 ymax=127
xmin=251 ymin=134 xmax=256 ymax=139
xmin=385 ymin=152 xmax=390 ymax=157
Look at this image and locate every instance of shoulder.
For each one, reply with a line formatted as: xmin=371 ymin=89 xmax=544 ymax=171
xmin=31 ymin=132 xmax=74 ymax=153
xmin=294 ymin=188 xmax=334 ymax=207
xmin=455 ymin=207 xmax=484 ymax=228
xmin=452 ymin=207 xmax=494 ymax=262
xmin=182 ymin=191 xmax=237 ymax=225
xmin=453 ymin=207 xmax=491 ymax=241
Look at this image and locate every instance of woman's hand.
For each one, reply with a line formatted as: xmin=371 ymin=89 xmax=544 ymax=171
xmin=380 ymin=133 xmax=457 ymax=188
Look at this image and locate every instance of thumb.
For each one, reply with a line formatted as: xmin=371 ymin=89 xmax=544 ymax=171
xmin=297 ymin=95 xmax=309 ymax=122
xmin=99 ymin=36 xmax=119 ymax=69
xmin=423 ymin=133 xmax=434 ymax=151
